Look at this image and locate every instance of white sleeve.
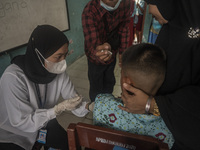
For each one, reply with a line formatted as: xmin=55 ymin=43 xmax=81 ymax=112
xmin=60 ymin=72 xmax=77 ymax=99
xmin=71 ymin=101 xmax=90 ymax=117
xmin=0 ymin=72 xmax=56 ymax=133
xmin=59 ymin=72 xmax=89 ymax=117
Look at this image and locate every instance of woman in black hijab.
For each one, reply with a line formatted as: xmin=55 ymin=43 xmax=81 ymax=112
xmin=0 ymin=25 xmax=89 ymax=150
xmin=119 ymin=1 xmax=200 ymax=149
xmin=13 ymin=24 xmax=68 ymax=83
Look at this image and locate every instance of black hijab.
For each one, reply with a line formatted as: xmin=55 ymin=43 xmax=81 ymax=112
xmin=12 ymin=25 xmax=69 ymax=84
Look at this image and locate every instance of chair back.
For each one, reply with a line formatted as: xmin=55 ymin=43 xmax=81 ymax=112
xmin=67 ymin=122 xmax=169 ymax=150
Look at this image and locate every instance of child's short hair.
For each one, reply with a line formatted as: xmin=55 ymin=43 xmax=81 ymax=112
xmin=122 ymin=43 xmax=166 ymax=95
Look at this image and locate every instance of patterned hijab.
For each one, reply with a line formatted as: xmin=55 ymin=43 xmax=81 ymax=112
xmin=12 ymin=25 xmax=69 ymax=84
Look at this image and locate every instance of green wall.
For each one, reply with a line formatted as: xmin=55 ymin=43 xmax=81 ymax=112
xmin=0 ymin=0 xmax=90 ymax=70
xmin=64 ymin=0 xmax=90 ymax=65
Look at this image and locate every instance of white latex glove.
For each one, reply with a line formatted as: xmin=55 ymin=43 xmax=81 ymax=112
xmin=71 ymin=101 xmax=90 ymax=117
xmin=88 ymin=102 xmax=95 ymax=112
xmin=54 ymin=95 xmax=82 ymax=115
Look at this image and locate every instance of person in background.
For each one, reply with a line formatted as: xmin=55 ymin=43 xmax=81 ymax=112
xmin=148 ymin=17 xmax=162 ymax=44
xmin=93 ymin=43 xmax=174 ymax=149
xmin=82 ymin=0 xmax=134 ymax=102
xmin=119 ymin=1 xmax=200 ymax=149
xmin=0 ymin=25 xmax=90 ymax=150
xmin=128 ymin=0 xmax=135 ymax=47
xmin=133 ymin=0 xmax=145 ymax=44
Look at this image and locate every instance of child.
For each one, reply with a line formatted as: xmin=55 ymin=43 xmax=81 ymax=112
xmin=93 ymin=43 xmax=174 ymax=149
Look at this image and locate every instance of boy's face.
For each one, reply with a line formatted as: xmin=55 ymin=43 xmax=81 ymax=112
xmin=121 ymin=69 xmax=151 ymax=96
xmin=101 ymin=0 xmax=119 ymax=7
xmin=120 ymin=70 xmax=127 ymax=89
xmin=121 ymin=68 xmax=164 ymax=96
xmin=120 ymin=70 xmax=134 ymax=95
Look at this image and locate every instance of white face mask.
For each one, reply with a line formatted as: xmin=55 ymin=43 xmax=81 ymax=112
xmin=35 ymin=48 xmax=67 ymax=74
xmin=100 ymin=0 xmax=121 ymax=11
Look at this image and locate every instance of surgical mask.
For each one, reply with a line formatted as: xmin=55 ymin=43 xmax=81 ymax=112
xmin=100 ymin=0 xmax=121 ymax=11
xmin=35 ymin=48 xmax=67 ymax=74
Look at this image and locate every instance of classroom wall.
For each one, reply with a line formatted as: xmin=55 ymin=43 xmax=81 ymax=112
xmin=0 ymin=0 xmax=90 ymax=77
xmin=64 ymin=0 xmax=90 ymax=64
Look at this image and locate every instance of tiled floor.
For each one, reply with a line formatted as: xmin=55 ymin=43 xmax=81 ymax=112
xmin=56 ymin=55 xmax=122 ymax=130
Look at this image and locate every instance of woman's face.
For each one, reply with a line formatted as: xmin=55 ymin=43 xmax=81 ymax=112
xmin=102 ymin=0 xmax=119 ymax=7
xmin=149 ymin=4 xmax=168 ymax=25
xmin=46 ymin=43 xmax=68 ymax=63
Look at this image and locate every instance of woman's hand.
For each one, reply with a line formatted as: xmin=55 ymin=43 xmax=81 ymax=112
xmin=118 ymin=83 xmax=149 ymax=114
xmin=54 ymin=95 xmax=82 ymax=115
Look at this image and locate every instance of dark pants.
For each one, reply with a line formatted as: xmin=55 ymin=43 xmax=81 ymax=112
xmin=0 ymin=143 xmax=25 ymax=150
xmin=36 ymin=118 xmax=68 ymax=150
xmin=44 ymin=118 xmax=68 ymax=150
xmin=88 ymin=59 xmax=116 ymax=102
xmin=0 ymin=119 xmax=69 ymax=150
